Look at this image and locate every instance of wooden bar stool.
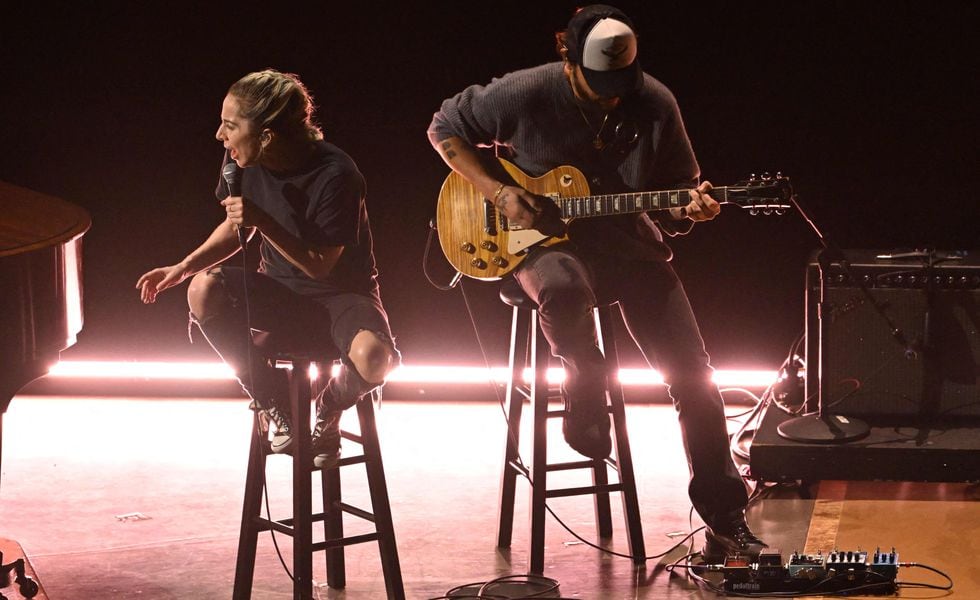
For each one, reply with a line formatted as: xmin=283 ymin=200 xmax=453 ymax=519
xmin=233 ymin=342 xmax=404 ymax=600
xmin=496 ymin=279 xmax=645 ymax=574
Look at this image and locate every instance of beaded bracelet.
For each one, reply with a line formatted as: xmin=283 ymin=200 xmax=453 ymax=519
xmin=492 ymin=183 xmax=506 ymax=200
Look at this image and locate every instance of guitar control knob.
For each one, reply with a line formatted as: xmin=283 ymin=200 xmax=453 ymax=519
xmin=460 ymin=242 xmax=476 ymax=254
xmin=470 ymin=258 xmax=487 ymax=269
xmin=480 ymin=240 xmax=498 ymax=252
xmin=491 ymin=256 xmax=508 ymax=267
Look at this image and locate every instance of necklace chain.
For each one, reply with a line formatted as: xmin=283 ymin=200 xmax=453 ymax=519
xmin=576 ymin=105 xmax=610 ymax=150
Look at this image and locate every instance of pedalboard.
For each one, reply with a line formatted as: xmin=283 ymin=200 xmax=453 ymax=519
xmin=721 ymin=548 xmax=899 ymax=595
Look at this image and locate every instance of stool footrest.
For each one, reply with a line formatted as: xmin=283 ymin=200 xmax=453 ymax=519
xmin=312 ymin=532 xmax=380 ymax=552
xmin=516 ymin=386 xmax=564 ymax=403
xmin=337 ymin=501 xmax=376 ymax=523
xmin=545 ymin=483 xmax=626 ymax=499
xmin=321 ymin=455 xmax=367 ymax=469
xmin=266 ymin=454 xmax=367 ymax=471
xmin=545 ymin=459 xmax=604 ymax=472
xmin=251 ymin=517 xmax=296 ymax=537
xmin=506 ymin=460 xmax=529 ymax=478
xmin=253 ymin=510 xmax=332 ymax=533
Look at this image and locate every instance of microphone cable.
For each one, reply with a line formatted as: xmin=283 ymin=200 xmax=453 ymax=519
xmin=222 ymin=154 xmax=297 ymax=583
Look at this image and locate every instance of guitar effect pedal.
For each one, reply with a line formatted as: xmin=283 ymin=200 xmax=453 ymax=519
xmin=721 ymin=547 xmax=899 ymax=595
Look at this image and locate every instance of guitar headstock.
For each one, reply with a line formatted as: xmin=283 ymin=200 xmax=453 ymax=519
xmin=729 ymin=172 xmax=794 ymax=215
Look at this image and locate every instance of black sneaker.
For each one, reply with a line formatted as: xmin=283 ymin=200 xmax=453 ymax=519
xmin=702 ymin=513 xmax=768 ymax=564
xmin=311 ymin=408 xmax=342 ymax=469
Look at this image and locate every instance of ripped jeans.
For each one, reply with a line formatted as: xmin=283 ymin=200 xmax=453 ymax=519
xmin=189 ymin=266 xmax=399 ymax=412
xmin=512 ymin=243 xmax=749 ymax=528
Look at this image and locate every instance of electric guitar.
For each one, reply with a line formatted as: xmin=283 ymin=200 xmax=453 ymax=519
xmin=436 ymin=158 xmax=793 ymax=280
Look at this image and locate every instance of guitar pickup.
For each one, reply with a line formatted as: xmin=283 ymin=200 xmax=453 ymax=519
xmin=499 ymin=211 xmax=510 ymax=232
xmin=483 ymin=199 xmax=498 ymax=235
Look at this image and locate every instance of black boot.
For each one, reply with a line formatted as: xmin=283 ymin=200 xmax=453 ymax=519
xmin=559 ymin=359 xmax=611 ymax=459
xmin=310 ymin=363 xmax=379 ymax=468
xmin=702 ymin=511 xmax=768 ymax=563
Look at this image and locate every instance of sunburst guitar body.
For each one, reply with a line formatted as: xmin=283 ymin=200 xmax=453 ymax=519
xmin=436 ymin=158 xmax=792 ymax=281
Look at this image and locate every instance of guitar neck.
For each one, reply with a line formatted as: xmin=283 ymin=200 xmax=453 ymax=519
xmin=559 ymin=186 xmax=748 ymax=219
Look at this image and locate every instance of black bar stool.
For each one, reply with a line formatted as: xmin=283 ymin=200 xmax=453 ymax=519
xmin=496 ymin=279 xmax=645 ymax=574
xmin=233 ymin=336 xmax=404 ymax=600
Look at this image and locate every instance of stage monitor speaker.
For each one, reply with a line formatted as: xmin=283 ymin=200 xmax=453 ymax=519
xmin=805 ymin=249 xmax=980 ymax=421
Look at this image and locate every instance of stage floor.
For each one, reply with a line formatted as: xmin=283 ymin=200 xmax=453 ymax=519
xmin=1 ymin=396 xmax=977 ymax=599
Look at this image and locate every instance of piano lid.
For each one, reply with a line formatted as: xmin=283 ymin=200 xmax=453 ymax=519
xmin=0 ymin=181 xmax=91 ymax=256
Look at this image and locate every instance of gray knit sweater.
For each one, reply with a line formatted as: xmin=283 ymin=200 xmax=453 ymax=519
xmin=428 ymin=62 xmax=701 ymax=259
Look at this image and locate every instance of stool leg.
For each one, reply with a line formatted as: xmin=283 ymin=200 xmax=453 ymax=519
xmin=591 ymin=308 xmax=614 ymax=539
xmin=322 ymin=464 xmax=345 ymax=589
xmin=597 ymin=307 xmax=646 ymax=564
xmin=497 ymin=305 xmax=530 ymax=549
xmin=359 ymin=397 xmax=405 ymax=600
xmin=590 ymin=453 xmax=614 ymax=539
xmin=290 ymin=360 xmax=314 ymax=600
xmin=528 ymin=309 xmax=550 ymax=575
xmin=609 ymin=387 xmax=646 ymax=564
xmin=233 ymin=413 xmax=267 ymax=600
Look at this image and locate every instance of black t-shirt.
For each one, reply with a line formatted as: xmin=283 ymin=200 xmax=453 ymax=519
xmin=217 ymin=141 xmax=379 ymax=300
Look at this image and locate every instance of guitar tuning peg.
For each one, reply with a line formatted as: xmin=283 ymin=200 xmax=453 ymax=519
xmin=775 ymin=209 xmax=787 ymax=216
xmin=749 ymin=207 xmax=759 ymax=216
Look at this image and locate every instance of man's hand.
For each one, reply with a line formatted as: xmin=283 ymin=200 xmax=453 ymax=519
xmin=494 ymin=185 xmax=567 ymax=237
xmin=679 ymin=180 xmax=721 ymax=222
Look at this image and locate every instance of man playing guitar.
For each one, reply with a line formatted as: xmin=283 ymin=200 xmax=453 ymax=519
xmin=427 ymin=4 xmax=767 ymax=563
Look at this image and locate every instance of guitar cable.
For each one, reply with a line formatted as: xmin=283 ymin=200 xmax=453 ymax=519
xmin=422 ymin=218 xmax=462 ymax=291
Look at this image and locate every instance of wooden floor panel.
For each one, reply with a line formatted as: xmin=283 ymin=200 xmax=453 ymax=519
xmin=0 ymin=397 xmax=976 ymax=599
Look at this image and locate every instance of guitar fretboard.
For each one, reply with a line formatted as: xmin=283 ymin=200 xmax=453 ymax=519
xmin=559 ymin=187 xmax=737 ymax=218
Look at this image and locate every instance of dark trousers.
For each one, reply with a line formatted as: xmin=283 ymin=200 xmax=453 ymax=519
xmin=513 ymin=243 xmax=748 ymax=527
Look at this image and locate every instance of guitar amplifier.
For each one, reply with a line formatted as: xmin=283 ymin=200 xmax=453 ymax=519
xmin=804 ymin=249 xmax=980 ymax=420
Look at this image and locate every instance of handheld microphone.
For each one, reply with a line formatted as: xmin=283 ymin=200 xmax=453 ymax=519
xmin=221 ymin=160 xmax=241 ymax=196
xmin=221 ymin=158 xmax=248 ymax=249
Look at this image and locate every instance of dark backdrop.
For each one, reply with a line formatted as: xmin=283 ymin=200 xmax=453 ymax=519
xmin=3 ymin=2 xmax=976 ymax=372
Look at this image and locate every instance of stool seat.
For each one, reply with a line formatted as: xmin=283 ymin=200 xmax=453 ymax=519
xmin=497 ymin=282 xmax=645 ymax=574
xmin=251 ymin=330 xmax=339 ymax=363
xmin=499 ymin=277 xmax=537 ymax=309
xmin=233 ymin=353 xmax=404 ymax=600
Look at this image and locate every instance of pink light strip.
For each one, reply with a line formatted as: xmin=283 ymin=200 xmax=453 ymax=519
xmin=48 ymin=361 xmax=777 ymax=387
